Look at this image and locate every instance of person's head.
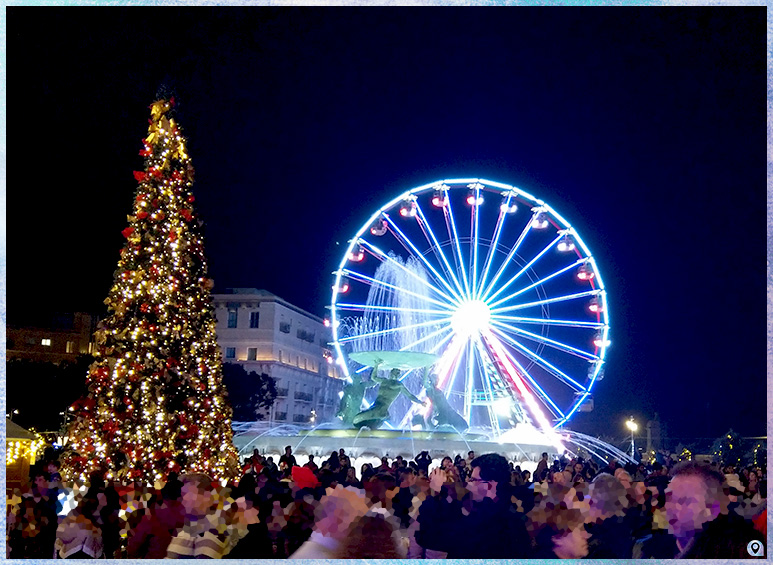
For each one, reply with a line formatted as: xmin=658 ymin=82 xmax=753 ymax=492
xmin=180 ymin=473 xmax=215 ymax=518
xmin=468 ymin=453 xmax=510 ymax=502
xmin=285 ymin=445 xmax=292 ymax=455
xmin=665 ymin=462 xmax=724 ymax=540
xmin=389 ymin=368 xmax=400 ymax=379
xmin=308 ymin=455 xmax=315 ymax=462
xmin=529 ymin=491 xmax=589 ymax=559
xmin=333 ymin=512 xmax=405 ymax=558
xmin=162 ymin=474 xmax=183 ymax=502
xmin=588 ymin=473 xmax=628 ymax=520
xmin=266 ymin=456 xmax=274 ymax=464
xmin=441 ymin=456 xmax=453 ymax=470
xmin=339 ymin=448 xmax=346 ymax=457
xmin=468 ymin=450 xmax=475 ymax=460
xmin=522 ymin=470 xmax=531 ymax=482
xmin=397 ymin=467 xmax=415 ymax=488
xmin=542 ymin=452 xmax=548 ymax=460
xmin=346 ymin=467 xmax=357 ymax=480
xmin=48 ymin=461 xmax=60 ymax=473
xmin=364 ymin=473 xmax=397 ymax=506
xmin=614 ymin=468 xmax=633 ymax=490
xmin=32 ymin=470 xmax=49 ymax=491
xmin=381 ymin=456 xmax=388 ymax=465
xmin=551 ymin=470 xmax=567 ymax=486
xmin=313 ymin=485 xmax=370 ymax=541
xmin=574 ymin=462 xmax=584 ymax=475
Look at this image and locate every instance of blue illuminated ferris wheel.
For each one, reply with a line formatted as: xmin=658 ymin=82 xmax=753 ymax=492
xmin=330 ymin=179 xmax=610 ymax=436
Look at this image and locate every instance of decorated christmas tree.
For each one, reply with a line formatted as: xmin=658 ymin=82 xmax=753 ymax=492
xmin=61 ymin=96 xmax=239 ymax=484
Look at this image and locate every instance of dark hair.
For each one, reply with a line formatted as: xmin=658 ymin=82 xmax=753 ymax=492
xmin=671 ymin=461 xmax=724 ymax=497
xmin=285 ymin=445 xmax=292 ymax=451
xmin=471 ymin=453 xmax=510 ymax=489
xmin=333 ymin=514 xmax=402 ymax=558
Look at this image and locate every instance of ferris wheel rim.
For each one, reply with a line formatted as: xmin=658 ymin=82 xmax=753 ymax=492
xmin=330 ymin=178 xmax=610 ymax=429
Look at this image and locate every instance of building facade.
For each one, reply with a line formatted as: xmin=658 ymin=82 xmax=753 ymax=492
xmin=212 ymin=288 xmax=345 ymax=425
xmin=6 ymin=312 xmax=97 ymax=363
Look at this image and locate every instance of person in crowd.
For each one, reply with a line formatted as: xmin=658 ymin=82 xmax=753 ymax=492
xmin=416 ymin=453 xmax=532 ymax=558
xmin=637 ymin=461 xmax=760 ymax=558
xmin=522 ymin=469 xmax=532 ymax=484
xmin=224 ymin=488 xmax=273 ymax=559
xmin=528 ymin=485 xmax=590 ymax=559
xmin=8 ymin=482 xmax=59 ymax=559
xmin=289 ymin=484 xmax=370 ymax=558
xmin=332 ymin=511 xmax=406 ymax=558
xmin=279 ymin=446 xmax=297 ymax=470
xmin=166 ymin=473 xmax=237 ymax=558
xmin=415 ymin=450 xmax=432 ymax=475
xmin=535 ymin=452 xmax=550 ymax=482
xmin=303 ymin=454 xmax=318 ymax=472
xmin=127 ymin=475 xmax=186 ymax=558
xmin=55 ymin=494 xmax=104 ymax=559
xmin=343 ymin=467 xmax=362 ymax=488
xmin=377 ymin=456 xmax=391 ymax=473
xmin=585 ymin=472 xmax=634 ymax=558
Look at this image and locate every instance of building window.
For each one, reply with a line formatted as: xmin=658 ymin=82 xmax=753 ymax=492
xmin=66 ymin=341 xmax=75 ymax=353
xmin=225 ymin=347 xmax=236 ymax=359
xmin=41 ymin=338 xmax=51 ymax=347
xmin=278 ymin=350 xmax=283 ymax=363
xmin=279 ymin=321 xmax=291 ymax=333
xmin=247 ymin=347 xmax=257 ymax=361
xmin=249 ymin=311 xmax=260 ymax=328
xmin=227 ymin=309 xmax=238 ymax=328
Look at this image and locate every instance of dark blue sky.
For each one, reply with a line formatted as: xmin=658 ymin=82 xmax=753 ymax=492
xmin=9 ymin=7 xmax=766 ymax=445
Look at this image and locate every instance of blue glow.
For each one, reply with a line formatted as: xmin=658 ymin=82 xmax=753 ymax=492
xmin=493 ymin=339 xmax=566 ymax=419
xmin=342 ymin=268 xmax=456 ymax=311
xmin=414 ymin=199 xmax=466 ymax=298
xmin=469 ymin=182 xmax=482 ymax=296
xmin=490 ymin=288 xmax=602 ymax=314
xmin=358 ymin=237 xmax=460 ymax=305
xmin=337 ymin=318 xmax=448 ymax=344
xmin=382 ymin=213 xmax=463 ymax=302
xmin=490 ymin=314 xmax=605 ymax=329
xmin=476 ymin=193 xmax=511 ymax=300
xmin=334 ymin=302 xmax=451 ymax=315
xmin=488 ymin=257 xmax=588 ymax=309
xmin=490 ymin=325 xmax=587 ymax=392
xmin=444 ymin=190 xmax=471 ymax=297
xmin=491 ymin=319 xmax=599 ymax=361
xmin=478 ymin=212 xmax=534 ymax=302
xmin=484 ymin=233 xmax=563 ymax=304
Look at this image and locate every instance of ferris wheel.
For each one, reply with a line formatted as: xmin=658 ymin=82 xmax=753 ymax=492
xmin=330 ymin=178 xmax=610 ymax=437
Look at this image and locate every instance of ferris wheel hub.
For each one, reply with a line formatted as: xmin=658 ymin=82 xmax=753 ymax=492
xmin=451 ymin=299 xmax=491 ymax=337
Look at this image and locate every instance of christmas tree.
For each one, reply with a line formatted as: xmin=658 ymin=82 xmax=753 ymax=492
xmin=61 ymin=96 xmax=239 ymax=484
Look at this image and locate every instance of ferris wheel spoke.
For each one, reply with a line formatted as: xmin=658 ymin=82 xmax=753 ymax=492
xmin=476 ymin=192 xmax=513 ymax=301
xmin=488 ymin=257 xmax=588 ymax=309
xmin=381 ymin=213 xmax=464 ymax=303
xmin=483 ymin=233 xmax=563 ymax=304
xmin=469 ymin=182 xmax=482 ymax=297
xmin=488 ymin=324 xmax=588 ymax=391
xmin=341 ymin=268 xmax=456 ymax=311
xmin=490 ymin=319 xmax=599 ymax=361
xmin=444 ymin=191 xmax=471 ymax=297
xmin=479 ymin=209 xmax=536 ymax=301
xmin=490 ymin=289 xmax=602 ymax=314
xmin=414 ymin=198 xmax=466 ymax=299
xmin=337 ymin=317 xmax=450 ymax=344
xmin=399 ymin=322 xmax=454 ymax=352
xmin=335 ymin=303 xmax=451 ymax=316
xmin=358 ymin=237 xmax=460 ymax=305
xmin=491 ymin=344 xmax=565 ymax=420
xmin=490 ymin=314 xmax=605 ymax=329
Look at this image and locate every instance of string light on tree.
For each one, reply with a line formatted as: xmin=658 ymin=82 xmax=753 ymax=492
xmin=60 ymin=95 xmax=239 ymax=484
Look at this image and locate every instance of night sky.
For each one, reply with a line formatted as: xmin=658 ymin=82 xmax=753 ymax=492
xmin=8 ymin=7 xmax=766 ymax=447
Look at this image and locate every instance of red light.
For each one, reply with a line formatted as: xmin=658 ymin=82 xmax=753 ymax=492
xmin=577 ymin=264 xmax=595 ymax=281
xmin=432 ymin=195 xmax=446 ymax=207
xmin=588 ymin=298 xmax=603 ymax=313
xmin=400 ymin=202 xmax=417 ymax=217
xmin=340 ymin=283 xmax=350 ymax=293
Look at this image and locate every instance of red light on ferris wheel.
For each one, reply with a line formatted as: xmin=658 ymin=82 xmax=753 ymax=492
xmin=577 ymin=263 xmax=595 ymax=281
xmin=588 ymin=297 xmax=603 ymax=313
xmin=348 ymin=245 xmax=365 ymax=262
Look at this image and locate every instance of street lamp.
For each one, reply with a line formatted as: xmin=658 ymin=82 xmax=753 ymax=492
xmin=625 ymin=417 xmax=638 ymax=459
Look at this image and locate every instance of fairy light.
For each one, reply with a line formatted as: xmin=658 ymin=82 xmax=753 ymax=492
xmin=60 ymin=97 xmax=239 ymax=485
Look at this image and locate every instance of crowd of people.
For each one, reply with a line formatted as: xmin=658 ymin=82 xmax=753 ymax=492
xmin=6 ymin=446 xmax=767 ymax=559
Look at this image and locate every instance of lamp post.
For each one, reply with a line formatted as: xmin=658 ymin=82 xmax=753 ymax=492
xmin=626 ymin=417 xmax=638 ymax=460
